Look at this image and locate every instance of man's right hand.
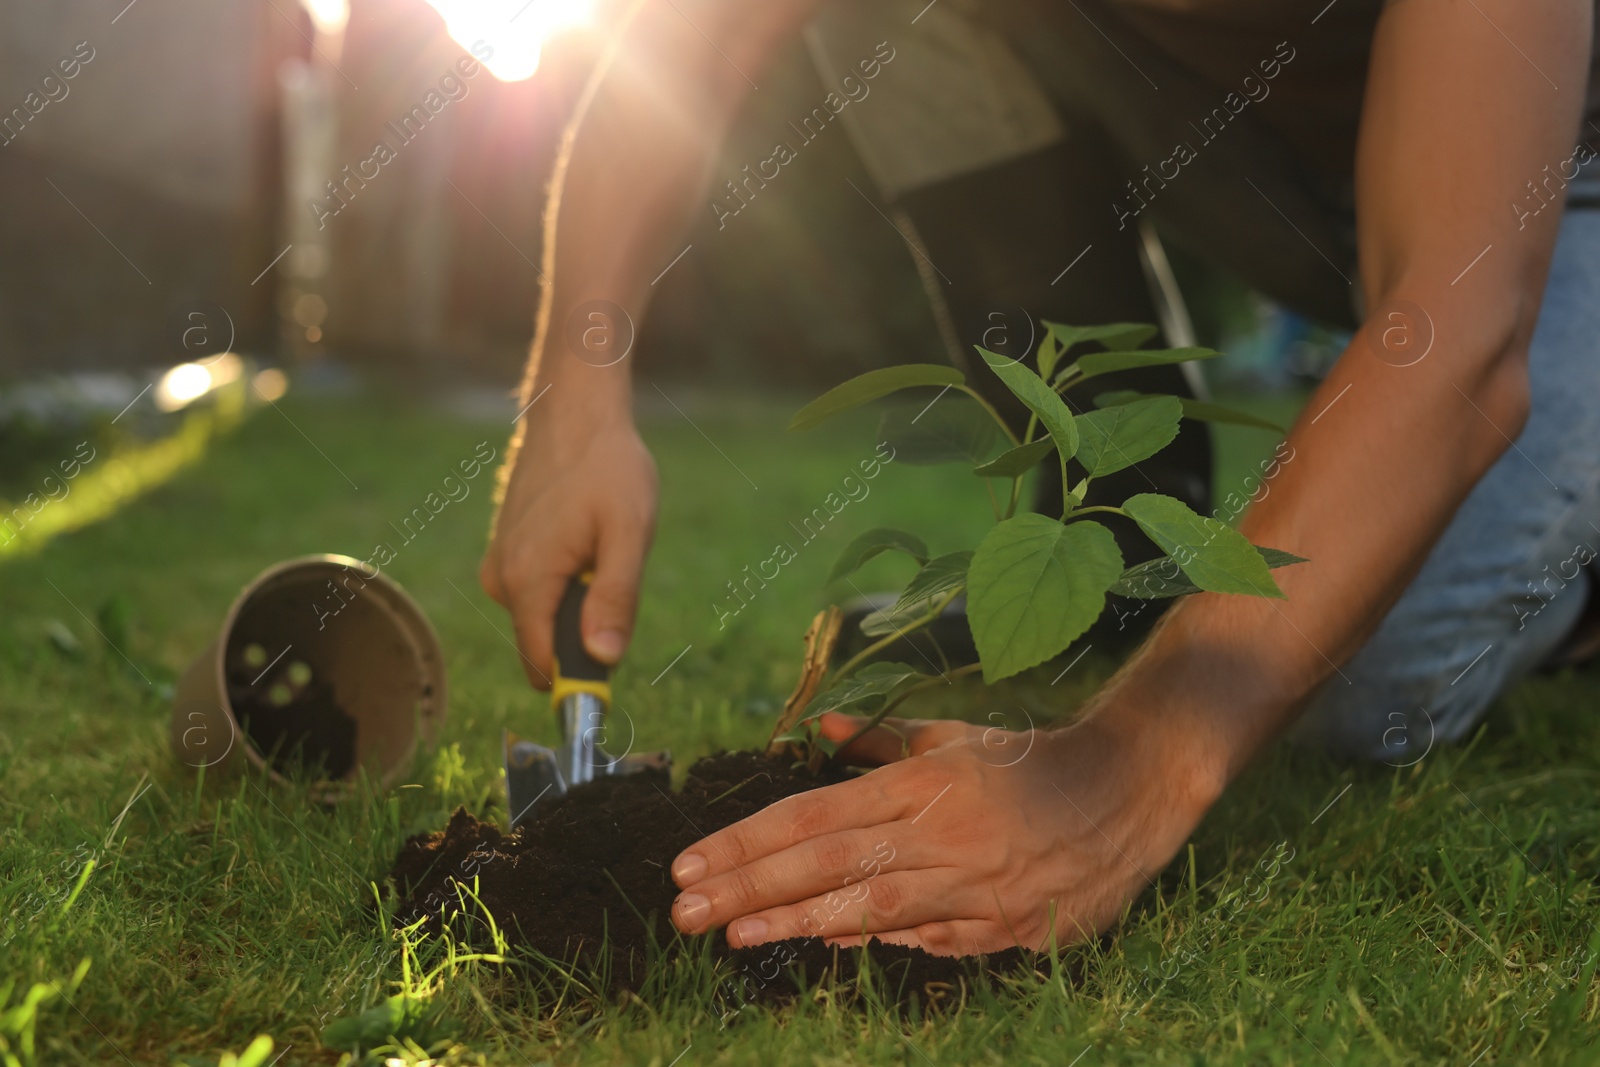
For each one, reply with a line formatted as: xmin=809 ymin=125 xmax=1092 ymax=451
xmin=480 ymin=411 xmax=658 ymax=689
xmin=476 ymin=0 xmax=824 ymax=686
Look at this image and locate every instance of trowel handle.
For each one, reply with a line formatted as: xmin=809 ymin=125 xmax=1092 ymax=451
xmin=553 ymin=574 xmax=610 ymax=687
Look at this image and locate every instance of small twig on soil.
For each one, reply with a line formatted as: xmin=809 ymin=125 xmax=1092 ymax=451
xmin=706 ymin=772 xmax=771 ymax=806
xmin=764 ymin=605 xmax=844 ymax=759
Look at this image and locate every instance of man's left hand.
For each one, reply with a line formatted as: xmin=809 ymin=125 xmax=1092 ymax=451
xmin=668 ymin=708 xmax=1219 ymax=956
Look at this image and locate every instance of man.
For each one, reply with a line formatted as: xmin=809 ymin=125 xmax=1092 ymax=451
xmin=480 ymin=0 xmax=1599 ymax=955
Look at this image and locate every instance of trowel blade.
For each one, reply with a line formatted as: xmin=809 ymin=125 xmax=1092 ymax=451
xmin=503 ymin=730 xmax=570 ymax=830
xmin=504 ymin=730 xmax=675 ymax=830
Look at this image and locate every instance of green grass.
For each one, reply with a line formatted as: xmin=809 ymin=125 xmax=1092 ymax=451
xmin=2 ymin=388 xmax=1598 ymax=1065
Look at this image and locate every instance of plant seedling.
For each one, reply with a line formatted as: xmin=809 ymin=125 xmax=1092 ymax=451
xmin=241 ymin=643 xmax=267 ymax=670
xmin=768 ymin=319 xmax=1305 ymax=761
xmin=287 ymin=660 xmax=313 ymax=688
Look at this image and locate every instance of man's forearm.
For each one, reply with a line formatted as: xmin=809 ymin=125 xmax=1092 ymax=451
xmin=1107 ymin=313 xmax=1531 ymax=793
xmin=1095 ymin=0 xmax=1590 ymax=792
xmin=511 ymin=0 xmax=822 ymax=440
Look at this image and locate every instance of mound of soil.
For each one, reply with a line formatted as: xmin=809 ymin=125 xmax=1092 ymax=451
xmin=385 ymin=750 xmax=1033 ymax=1009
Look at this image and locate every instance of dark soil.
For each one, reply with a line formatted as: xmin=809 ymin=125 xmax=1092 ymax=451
xmin=385 ymin=750 xmax=1035 ymax=1009
xmin=227 ymin=673 xmax=357 ymax=779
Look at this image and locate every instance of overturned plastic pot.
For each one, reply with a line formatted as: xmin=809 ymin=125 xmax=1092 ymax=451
xmin=171 ymin=555 xmax=447 ymax=795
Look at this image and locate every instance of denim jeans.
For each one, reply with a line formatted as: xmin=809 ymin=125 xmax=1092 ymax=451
xmin=1292 ymin=208 xmax=1600 ymax=761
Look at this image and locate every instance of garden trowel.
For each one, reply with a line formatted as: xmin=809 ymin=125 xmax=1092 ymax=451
xmin=503 ymin=574 xmax=670 ymax=829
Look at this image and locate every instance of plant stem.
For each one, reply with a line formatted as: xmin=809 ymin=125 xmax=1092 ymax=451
xmin=836 ymin=662 xmax=984 ymax=756
xmin=983 ymin=478 xmax=1003 ymax=522
xmin=1068 ymin=504 xmax=1127 ymax=520
xmin=1006 ymin=474 xmax=1024 ymax=519
xmin=1052 ymin=367 xmax=1082 ymax=393
xmin=957 ymin=385 xmax=1021 ymax=447
xmin=830 ymin=587 xmax=963 ymax=683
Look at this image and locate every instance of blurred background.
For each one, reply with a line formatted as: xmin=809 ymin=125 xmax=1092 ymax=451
xmin=0 ymin=0 xmax=1341 ymax=561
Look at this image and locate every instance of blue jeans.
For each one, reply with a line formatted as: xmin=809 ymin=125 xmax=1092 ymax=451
xmin=1293 ymin=208 xmax=1600 ymax=762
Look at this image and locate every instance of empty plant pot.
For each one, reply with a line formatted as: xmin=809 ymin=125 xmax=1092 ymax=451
xmin=171 ymin=554 xmax=447 ymax=794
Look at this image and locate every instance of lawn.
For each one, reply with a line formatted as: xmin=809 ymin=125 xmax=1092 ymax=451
xmin=2 ymin=386 xmax=1598 ymax=1065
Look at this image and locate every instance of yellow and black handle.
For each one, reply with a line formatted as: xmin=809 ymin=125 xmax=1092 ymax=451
xmin=551 ymin=573 xmax=612 ymax=709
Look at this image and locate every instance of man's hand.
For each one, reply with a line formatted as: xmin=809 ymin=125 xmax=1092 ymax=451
xmin=475 ymin=0 xmax=826 ymax=684
xmin=667 ymin=708 xmax=1219 ymax=955
xmin=480 ymin=412 xmax=657 ymax=688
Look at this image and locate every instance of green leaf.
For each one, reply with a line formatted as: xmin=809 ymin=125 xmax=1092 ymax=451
xmin=1096 ymin=390 xmax=1286 ymax=433
xmin=859 ymin=608 xmax=917 ymax=639
xmin=1109 ymin=546 xmax=1308 ymax=598
xmin=1042 ymin=321 xmax=1160 ymax=372
xmin=770 ymin=720 xmax=820 ymax=746
xmin=968 ymin=514 xmax=1124 ymax=682
xmin=790 ymin=365 xmax=966 ymax=432
xmin=1172 ymin=398 xmax=1285 ymax=433
xmin=1056 ymin=347 xmax=1221 ymax=387
xmin=898 ymin=550 xmax=972 ymax=606
xmin=973 ymin=437 xmax=1056 ymax=478
xmin=1121 ymin=494 xmax=1285 ymax=597
xmin=1068 ymin=477 xmax=1090 ymax=510
xmin=861 ymin=551 xmax=972 ymax=637
xmin=1074 ymin=396 xmax=1183 ymax=477
xmin=804 ymin=661 xmax=926 ymax=716
xmin=977 ymin=346 xmax=1079 ymax=461
xmin=1106 ymin=555 xmax=1193 ymax=599
xmin=1258 ymin=547 xmax=1309 ymax=569
xmin=1036 ymin=331 xmax=1064 ymax=381
xmin=828 ymin=527 xmax=929 ymax=583
xmin=878 ymin=398 xmax=1002 ymax=466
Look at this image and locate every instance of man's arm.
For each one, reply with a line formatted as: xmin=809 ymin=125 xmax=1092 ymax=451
xmin=481 ymin=0 xmax=822 ymax=685
xmin=1123 ymin=0 xmax=1592 ymax=792
xmin=663 ymin=0 xmax=1594 ymax=954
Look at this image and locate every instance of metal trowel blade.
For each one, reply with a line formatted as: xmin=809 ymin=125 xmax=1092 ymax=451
xmin=503 ymin=729 xmax=568 ymax=830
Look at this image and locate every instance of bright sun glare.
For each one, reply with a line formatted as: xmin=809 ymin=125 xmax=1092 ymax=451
xmin=299 ymin=0 xmax=350 ymax=36
xmin=296 ymin=0 xmax=592 ymax=83
xmin=421 ymin=0 xmax=597 ymax=82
